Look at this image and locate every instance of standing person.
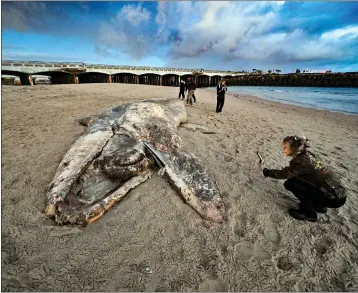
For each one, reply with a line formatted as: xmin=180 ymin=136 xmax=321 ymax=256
xmin=178 ymin=80 xmax=186 ymax=99
xmin=262 ymin=135 xmax=346 ymax=222
xmin=216 ymin=79 xmax=227 ymax=113
xmin=186 ymin=76 xmax=197 ymax=107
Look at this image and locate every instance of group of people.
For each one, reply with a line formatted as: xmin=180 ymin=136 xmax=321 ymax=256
xmin=178 ymin=76 xmax=228 ymax=113
xmin=178 ymin=76 xmax=197 ymax=107
xmin=177 ymin=77 xmax=347 ymax=222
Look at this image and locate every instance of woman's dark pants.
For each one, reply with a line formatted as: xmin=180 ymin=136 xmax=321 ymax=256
xmin=216 ymin=95 xmax=225 ymax=113
xmin=178 ymin=91 xmax=185 ymax=99
xmin=284 ymin=178 xmax=346 ymax=217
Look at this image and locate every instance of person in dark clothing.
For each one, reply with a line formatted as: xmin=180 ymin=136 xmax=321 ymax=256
xmin=216 ymin=79 xmax=227 ymax=113
xmin=262 ymin=135 xmax=346 ymax=222
xmin=178 ymin=80 xmax=186 ymax=99
xmin=186 ymin=77 xmax=197 ymax=106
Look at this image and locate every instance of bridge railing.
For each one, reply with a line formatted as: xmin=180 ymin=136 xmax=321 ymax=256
xmin=2 ymin=60 xmax=242 ymax=75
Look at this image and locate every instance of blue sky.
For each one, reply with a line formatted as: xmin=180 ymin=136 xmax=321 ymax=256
xmin=2 ymin=1 xmax=358 ymax=72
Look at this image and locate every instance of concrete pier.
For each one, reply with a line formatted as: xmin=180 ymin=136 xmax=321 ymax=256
xmin=77 ymin=73 xmax=110 ymax=83
xmin=20 ymin=74 xmax=33 ymax=86
xmin=112 ymin=73 xmax=138 ymax=84
xmin=162 ymin=74 xmax=179 ymax=87
xmin=139 ymin=74 xmax=161 ymax=86
xmin=2 ymin=60 xmax=242 ymax=87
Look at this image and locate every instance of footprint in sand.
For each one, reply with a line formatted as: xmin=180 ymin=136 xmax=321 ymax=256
xmin=338 ymin=163 xmax=349 ymax=171
xmin=276 ymin=256 xmax=295 ymax=271
xmin=198 ymin=279 xmax=229 ymax=292
xmin=236 ymin=171 xmax=251 ymax=185
xmin=334 ymin=146 xmax=344 ymax=151
xmin=316 ymin=244 xmax=328 ymax=257
xmin=234 ymin=241 xmax=271 ymax=260
xmin=264 ymin=222 xmax=281 ymax=245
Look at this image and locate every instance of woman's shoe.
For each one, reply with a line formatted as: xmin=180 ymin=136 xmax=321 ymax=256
xmin=315 ymin=207 xmax=328 ymax=213
xmin=288 ymin=209 xmax=317 ymax=222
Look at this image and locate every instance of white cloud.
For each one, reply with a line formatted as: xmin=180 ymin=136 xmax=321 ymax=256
xmin=155 ymin=2 xmax=167 ymax=41
xmin=167 ymin=2 xmax=281 ymax=59
xmin=97 ymin=3 xmax=152 ymax=59
xmin=117 ymin=4 xmax=151 ymax=26
xmin=95 ymin=1 xmax=357 ymax=70
xmin=224 ymin=28 xmax=344 ymax=63
xmin=158 ymin=1 xmax=357 ymax=69
xmin=321 ymin=25 xmax=358 ymax=40
xmin=155 ymin=2 xmax=194 ymax=42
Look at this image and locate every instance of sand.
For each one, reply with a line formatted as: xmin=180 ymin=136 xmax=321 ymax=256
xmin=1 ymin=83 xmax=358 ymax=291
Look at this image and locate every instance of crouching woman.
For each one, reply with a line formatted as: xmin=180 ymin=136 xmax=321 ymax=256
xmin=263 ymin=135 xmax=346 ymax=222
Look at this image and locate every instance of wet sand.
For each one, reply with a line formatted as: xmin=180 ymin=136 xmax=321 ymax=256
xmin=1 ymin=83 xmax=358 ymax=291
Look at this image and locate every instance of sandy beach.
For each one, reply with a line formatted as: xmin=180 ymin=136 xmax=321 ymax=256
xmin=1 ymin=83 xmax=358 ymax=291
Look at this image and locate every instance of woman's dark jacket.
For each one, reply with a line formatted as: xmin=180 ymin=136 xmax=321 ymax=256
xmin=186 ymin=80 xmax=197 ymax=91
xmin=264 ymin=151 xmax=346 ymax=200
xmin=180 ymin=82 xmax=186 ymax=92
xmin=217 ymin=83 xmax=227 ymax=96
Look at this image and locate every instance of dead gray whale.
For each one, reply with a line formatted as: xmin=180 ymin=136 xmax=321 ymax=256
xmin=44 ymin=99 xmax=226 ymax=225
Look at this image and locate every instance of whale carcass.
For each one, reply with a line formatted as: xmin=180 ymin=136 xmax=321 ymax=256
xmin=44 ymin=99 xmax=226 ymax=225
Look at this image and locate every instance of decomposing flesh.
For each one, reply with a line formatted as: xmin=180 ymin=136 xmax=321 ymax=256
xmin=44 ymin=99 xmax=226 ymax=225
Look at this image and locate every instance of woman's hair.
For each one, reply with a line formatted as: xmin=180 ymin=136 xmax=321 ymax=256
xmin=282 ymin=135 xmax=310 ymax=154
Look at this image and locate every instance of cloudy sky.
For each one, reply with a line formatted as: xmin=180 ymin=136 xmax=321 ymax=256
xmin=2 ymin=1 xmax=358 ymax=72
